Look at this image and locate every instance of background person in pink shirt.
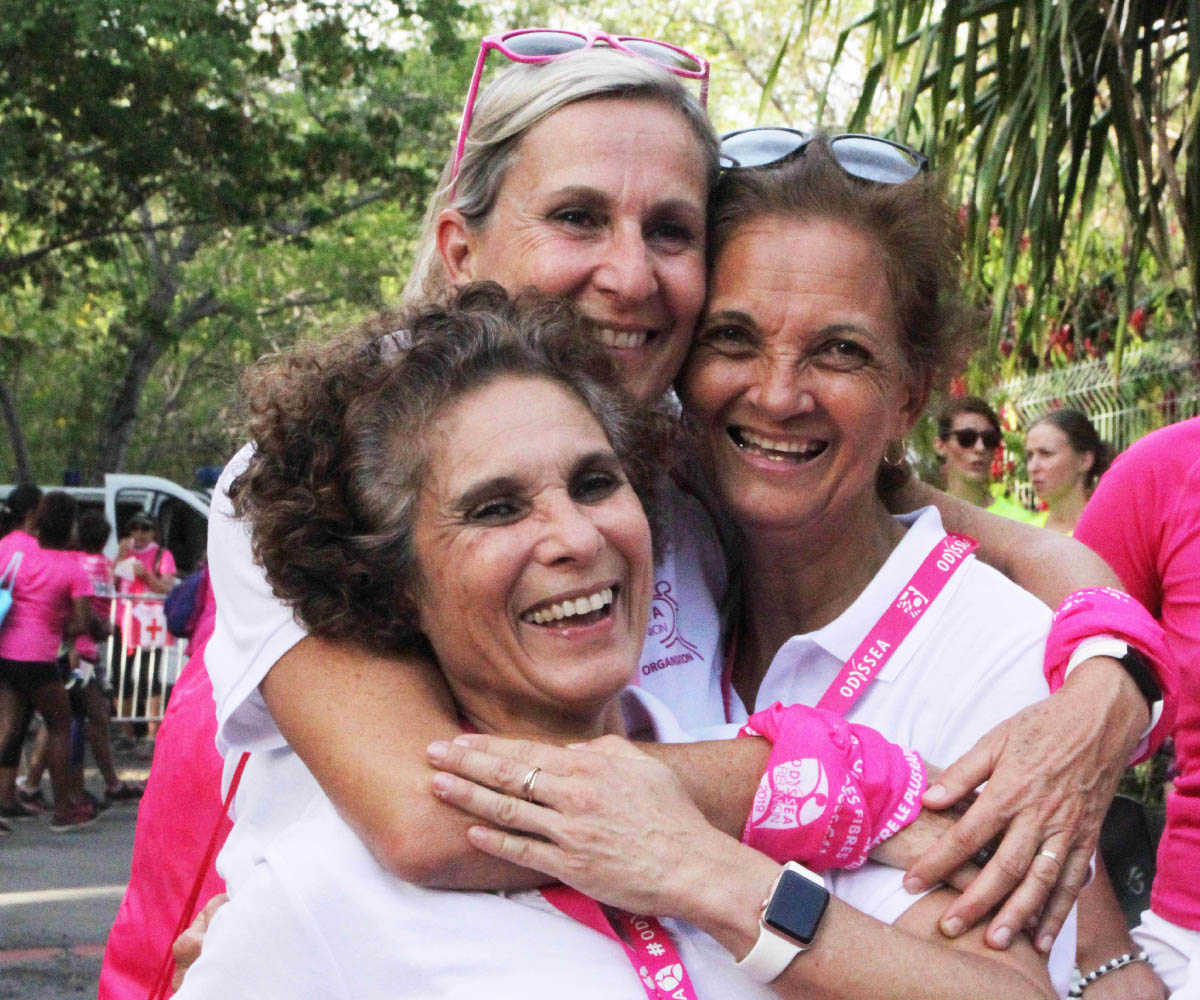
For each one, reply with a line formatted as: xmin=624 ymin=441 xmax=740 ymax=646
xmin=1074 ymin=417 xmax=1200 ymax=998
xmin=74 ymin=509 xmax=144 ymax=804
xmin=0 ymin=483 xmax=42 ymax=835
xmin=0 ymin=492 xmax=109 ymax=831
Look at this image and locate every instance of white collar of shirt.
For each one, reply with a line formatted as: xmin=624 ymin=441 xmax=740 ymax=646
xmin=771 ymin=506 xmax=971 ymax=691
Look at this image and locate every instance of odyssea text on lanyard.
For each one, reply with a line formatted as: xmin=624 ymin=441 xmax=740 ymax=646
xmin=816 ymin=533 xmax=978 ymax=717
xmin=541 ymin=885 xmax=700 ymax=1000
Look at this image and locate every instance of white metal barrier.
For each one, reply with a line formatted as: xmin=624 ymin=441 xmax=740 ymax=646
xmin=990 ymin=335 xmax=1200 ymax=508
xmin=98 ymin=593 xmax=188 ymax=723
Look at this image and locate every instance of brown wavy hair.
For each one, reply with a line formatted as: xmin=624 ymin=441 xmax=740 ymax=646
xmin=707 ymin=135 xmax=975 ymax=494
xmin=231 ymin=282 xmax=674 ymax=655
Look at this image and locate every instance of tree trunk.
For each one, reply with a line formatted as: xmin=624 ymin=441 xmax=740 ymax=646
xmin=94 ymin=328 xmax=166 ymax=475
xmin=0 ymin=380 xmax=33 ymax=482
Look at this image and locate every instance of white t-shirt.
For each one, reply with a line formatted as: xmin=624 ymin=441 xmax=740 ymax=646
xmin=738 ymin=507 xmax=1074 ymax=994
xmin=184 ymin=689 xmax=920 ymax=1000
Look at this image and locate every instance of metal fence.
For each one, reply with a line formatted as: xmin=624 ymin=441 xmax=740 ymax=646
xmin=988 ymin=335 xmax=1200 ymax=505
xmin=97 ymin=593 xmax=189 ymax=723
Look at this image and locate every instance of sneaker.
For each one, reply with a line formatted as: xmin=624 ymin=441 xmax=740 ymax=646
xmin=16 ymin=787 xmax=48 ymax=812
xmin=103 ymin=779 xmax=145 ymax=805
xmin=0 ymin=799 xmax=41 ymax=820
xmin=49 ymin=801 xmax=100 ymax=833
xmin=84 ymin=790 xmax=112 ymax=813
xmin=0 ymin=817 xmax=12 ymax=836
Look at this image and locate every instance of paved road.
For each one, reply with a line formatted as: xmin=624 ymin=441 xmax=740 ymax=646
xmin=0 ymin=755 xmax=148 ymax=999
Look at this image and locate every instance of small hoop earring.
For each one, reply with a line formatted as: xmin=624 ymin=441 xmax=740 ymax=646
xmin=883 ymin=441 xmax=907 ymax=468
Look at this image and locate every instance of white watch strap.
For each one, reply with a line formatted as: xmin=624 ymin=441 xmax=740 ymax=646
xmin=1065 ymin=636 xmax=1163 ymax=745
xmin=735 ymin=863 xmax=826 ymax=984
xmin=736 ymin=922 xmax=803 ymax=984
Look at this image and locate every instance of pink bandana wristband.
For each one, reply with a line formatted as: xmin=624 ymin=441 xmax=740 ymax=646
xmin=737 ymin=702 xmax=926 ymax=872
xmin=1043 ymin=587 xmax=1177 ymax=760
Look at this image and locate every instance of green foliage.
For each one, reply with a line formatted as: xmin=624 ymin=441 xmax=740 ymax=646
xmin=786 ymin=0 xmax=1197 ymax=376
xmin=0 ymin=0 xmax=479 ymax=480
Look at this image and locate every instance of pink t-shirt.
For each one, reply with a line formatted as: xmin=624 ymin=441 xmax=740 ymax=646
xmin=0 ymin=543 xmax=93 ymax=663
xmin=99 ymin=587 xmax=225 ymax=1000
xmin=0 ymin=528 xmax=36 ymax=566
xmin=1076 ymin=416 xmax=1200 ymax=930
xmin=121 ymin=542 xmax=177 ymax=596
xmin=75 ymin=551 xmax=115 ymax=662
xmin=118 ymin=542 xmax=177 ymax=650
xmin=185 ymin=572 xmax=216 ymax=659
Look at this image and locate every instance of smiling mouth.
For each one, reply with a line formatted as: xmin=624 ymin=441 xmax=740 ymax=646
xmin=521 ymin=586 xmax=616 ymax=627
xmin=598 ymin=328 xmax=652 ymax=351
xmin=729 ymin=427 xmax=828 ymax=464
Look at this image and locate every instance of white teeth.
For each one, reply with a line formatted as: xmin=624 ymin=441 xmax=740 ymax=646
xmin=523 ymin=587 xmax=614 ymax=625
xmin=739 ymin=429 xmax=821 ymax=455
xmin=598 ymin=328 xmax=649 ymax=350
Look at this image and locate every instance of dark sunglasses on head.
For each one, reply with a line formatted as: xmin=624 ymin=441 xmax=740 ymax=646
xmin=947 ymin=428 xmax=1003 ymax=450
xmin=719 ymin=127 xmax=929 ymax=184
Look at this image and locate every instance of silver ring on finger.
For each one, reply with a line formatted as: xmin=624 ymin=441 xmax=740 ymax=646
xmin=1037 ymin=848 xmax=1060 ymax=865
xmin=521 ymin=766 xmax=542 ymax=803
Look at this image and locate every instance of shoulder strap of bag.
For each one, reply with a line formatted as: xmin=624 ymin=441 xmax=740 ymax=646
xmin=147 ymin=750 xmax=250 ymax=1000
xmin=0 ymin=551 xmax=24 ymax=590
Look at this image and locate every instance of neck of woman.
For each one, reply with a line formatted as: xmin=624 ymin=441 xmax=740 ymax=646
xmin=734 ymin=500 xmax=906 ymax=710
xmin=458 ymin=695 xmax=626 ymax=745
xmin=947 ymin=473 xmax=993 ymax=508
xmin=1046 ymin=485 xmax=1088 ymax=534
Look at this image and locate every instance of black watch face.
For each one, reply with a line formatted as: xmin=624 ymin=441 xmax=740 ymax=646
xmin=763 ymin=870 xmax=830 ymax=945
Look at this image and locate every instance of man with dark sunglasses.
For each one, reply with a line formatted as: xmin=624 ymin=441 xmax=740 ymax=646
xmin=934 ymin=396 xmax=1040 ymax=523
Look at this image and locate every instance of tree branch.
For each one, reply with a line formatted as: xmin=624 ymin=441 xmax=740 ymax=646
xmin=268 ymin=185 xmax=399 ymax=239
xmin=255 ymin=293 xmax=342 ymax=318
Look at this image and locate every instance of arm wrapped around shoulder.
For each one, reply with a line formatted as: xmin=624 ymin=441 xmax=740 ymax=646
xmin=1043 ymin=587 xmax=1177 ymax=760
xmin=738 ymin=702 xmax=926 ymax=872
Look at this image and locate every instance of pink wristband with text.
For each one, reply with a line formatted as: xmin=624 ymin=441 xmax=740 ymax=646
xmin=1043 ymin=587 xmax=1176 ymax=760
xmin=738 ymin=702 xmax=926 ymax=872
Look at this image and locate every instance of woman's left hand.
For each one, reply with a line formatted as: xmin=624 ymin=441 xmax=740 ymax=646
xmin=903 ymin=659 xmax=1143 ymax=953
xmin=427 ymin=733 xmax=742 ymax=918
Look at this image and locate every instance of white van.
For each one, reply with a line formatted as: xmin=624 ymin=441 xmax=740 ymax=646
xmin=0 ymin=474 xmax=210 ymax=573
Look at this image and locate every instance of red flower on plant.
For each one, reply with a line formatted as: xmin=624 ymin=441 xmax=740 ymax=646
xmin=1129 ymin=306 xmax=1147 ymax=335
xmin=949 ymin=375 xmax=967 ymax=397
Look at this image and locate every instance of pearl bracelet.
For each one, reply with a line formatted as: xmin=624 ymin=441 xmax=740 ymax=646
xmin=1067 ymin=950 xmax=1149 ymax=996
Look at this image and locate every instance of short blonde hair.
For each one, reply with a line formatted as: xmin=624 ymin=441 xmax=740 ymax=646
xmin=402 ymin=48 xmax=718 ymax=303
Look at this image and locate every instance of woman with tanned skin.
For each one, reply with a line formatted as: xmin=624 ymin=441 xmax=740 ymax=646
xmin=428 ymin=137 xmax=1082 ymax=995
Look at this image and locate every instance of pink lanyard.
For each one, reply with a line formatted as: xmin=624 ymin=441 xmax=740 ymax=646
xmin=814 ymin=532 xmax=977 ymax=715
xmin=454 ymin=719 xmax=700 ymax=999
xmin=541 ymin=885 xmax=700 ymax=1000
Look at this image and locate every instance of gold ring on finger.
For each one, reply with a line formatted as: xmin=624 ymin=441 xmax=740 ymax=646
xmin=521 ymin=766 xmax=541 ymax=802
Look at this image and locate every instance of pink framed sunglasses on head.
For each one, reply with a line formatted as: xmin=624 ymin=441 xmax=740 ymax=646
xmin=450 ymin=28 xmax=710 ymax=186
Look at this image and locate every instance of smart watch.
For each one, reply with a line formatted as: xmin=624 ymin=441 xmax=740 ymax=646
xmin=1116 ymin=646 xmax=1161 ymax=706
xmin=1066 ymin=636 xmax=1163 ymax=723
xmin=735 ymin=862 xmax=830 ymax=984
